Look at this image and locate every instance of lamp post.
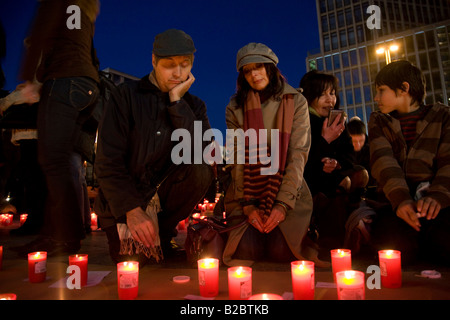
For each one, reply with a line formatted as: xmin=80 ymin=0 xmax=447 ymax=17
xmin=376 ymin=44 xmax=399 ymax=64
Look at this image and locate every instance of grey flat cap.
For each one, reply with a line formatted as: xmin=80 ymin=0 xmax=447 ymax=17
xmin=236 ymin=42 xmax=279 ymax=71
xmin=153 ymin=29 xmax=196 ymax=57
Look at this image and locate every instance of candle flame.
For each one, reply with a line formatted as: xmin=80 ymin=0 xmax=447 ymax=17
xmin=386 ymin=250 xmax=393 ymax=257
xmin=236 ymin=267 xmax=243 ymax=276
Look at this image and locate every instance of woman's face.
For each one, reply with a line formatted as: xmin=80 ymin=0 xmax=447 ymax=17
xmin=243 ymin=63 xmax=269 ymax=91
xmin=311 ymin=86 xmax=337 ymax=117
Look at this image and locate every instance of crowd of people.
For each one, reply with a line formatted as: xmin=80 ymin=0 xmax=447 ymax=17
xmin=1 ymin=1 xmax=449 ymax=268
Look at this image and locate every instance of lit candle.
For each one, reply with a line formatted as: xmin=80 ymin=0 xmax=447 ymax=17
xmin=228 ymin=266 xmax=252 ymax=300
xmin=20 ymin=214 xmax=28 ymax=226
xmin=69 ymin=254 xmax=88 ymax=287
xmin=291 ymin=260 xmax=315 ymax=300
xmin=331 ymin=249 xmax=351 ymax=282
xmin=378 ymin=250 xmax=401 ymax=288
xmin=0 ymin=293 xmax=16 ymax=300
xmin=248 ymin=293 xmax=283 ymax=300
xmin=0 ymin=245 xmax=3 ymax=270
xmin=0 ymin=214 xmax=13 ymax=227
xmin=90 ymin=212 xmax=98 ymax=230
xmin=335 ymin=270 xmax=365 ymax=300
xmin=117 ymin=261 xmax=139 ymax=300
xmin=197 ymin=258 xmax=219 ymax=297
xmin=28 ymin=251 xmax=47 ymax=283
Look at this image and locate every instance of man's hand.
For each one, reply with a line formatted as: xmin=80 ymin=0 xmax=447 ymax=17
xmin=169 ymin=72 xmax=195 ymax=102
xmin=126 ymin=207 xmax=157 ymax=248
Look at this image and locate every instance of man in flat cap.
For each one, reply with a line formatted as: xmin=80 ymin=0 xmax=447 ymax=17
xmin=95 ymin=29 xmax=214 ymax=264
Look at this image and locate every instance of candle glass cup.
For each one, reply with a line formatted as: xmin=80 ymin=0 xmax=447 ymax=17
xmin=331 ymin=249 xmax=351 ymax=282
xmin=117 ymin=261 xmax=139 ymax=300
xmin=227 ymin=266 xmax=252 ymax=300
xmin=198 ymin=258 xmax=219 ymax=297
xmin=291 ymin=260 xmax=315 ymax=300
xmin=336 ymin=270 xmax=365 ymax=300
xmin=69 ymin=254 xmax=88 ymax=287
xmin=378 ymin=250 xmax=402 ymax=288
xmin=28 ymin=251 xmax=47 ymax=283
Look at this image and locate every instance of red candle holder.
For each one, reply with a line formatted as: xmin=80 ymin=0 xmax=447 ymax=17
xmin=291 ymin=260 xmax=315 ymax=300
xmin=28 ymin=251 xmax=47 ymax=283
xmin=117 ymin=261 xmax=139 ymax=300
xmin=378 ymin=250 xmax=402 ymax=288
xmin=69 ymin=254 xmax=88 ymax=287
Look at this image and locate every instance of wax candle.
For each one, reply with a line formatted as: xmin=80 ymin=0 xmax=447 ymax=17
xmin=0 ymin=293 xmax=16 ymax=300
xmin=228 ymin=266 xmax=252 ymax=300
xmin=0 ymin=245 xmax=3 ymax=270
xmin=117 ymin=261 xmax=139 ymax=300
xmin=1 ymin=214 xmax=13 ymax=227
xmin=20 ymin=214 xmax=28 ymax=226
xmin=378 ymin=250 xmax=402 ymax=288
xmin=335 ymin=270 xmax=365 ymax=300
xmin=291 ymin=260 xmax=315 ymax=300
xmin=90 ymin=212 xmax=98 ymax=230
xmin=198 ymin=258 xmax=219 ymax=297
xmin=331 ymin=249 xmax=351 ymax=282
xmin=69 ymin=254 xmax=88 ymax=287
xmin=248 ymin=293 xmax=283 ymax=300
xmin=28 ymin=251 xmax=47 ymax=283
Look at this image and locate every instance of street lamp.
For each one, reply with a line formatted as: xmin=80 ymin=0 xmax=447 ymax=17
xmin=376 ymin=44 xmax=399 ymax=64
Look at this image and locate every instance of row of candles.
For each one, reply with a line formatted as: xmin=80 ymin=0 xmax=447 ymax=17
xmin=0 ymin=213 xmax=27 ymax=227
xmin=1 ymin=247 xmax=401 ymax=300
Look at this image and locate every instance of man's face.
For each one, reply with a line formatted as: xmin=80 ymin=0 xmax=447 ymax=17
xmin=152 ymin=55 xmax=193 ymax=92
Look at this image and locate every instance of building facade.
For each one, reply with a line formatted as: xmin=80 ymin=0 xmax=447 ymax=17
xmin=306 ymin=0 xmax=450 ymax=124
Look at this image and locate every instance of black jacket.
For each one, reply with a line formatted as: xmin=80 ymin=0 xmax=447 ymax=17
xmin=95 ymin=75 xmax=211 ymax=227
xmin=304 ymin=111 xmax=356 ymax=196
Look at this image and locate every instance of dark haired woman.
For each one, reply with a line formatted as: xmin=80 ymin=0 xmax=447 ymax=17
xmin=222 ymin=43 xmax=327 ymax=267
xmin=299 ymin=70 xmax=368 ymax=252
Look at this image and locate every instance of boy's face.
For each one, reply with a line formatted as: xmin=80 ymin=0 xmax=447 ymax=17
xmin=374 ymin=84 xmax=401 ymax=114
xmin=152 ymin=55 xmax=192 ymax=93
xmin=350 ymin=134 xmax=366 ymax=152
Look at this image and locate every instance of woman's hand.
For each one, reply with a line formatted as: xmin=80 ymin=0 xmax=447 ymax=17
xmin=322 ymin=113 xmax=345 ymax=143
xmin=243 ymin=205 xmax=265 ymax=233
xmin=263 ymin=204 xmax=286 ymax=233
xmin=321 ymin=157 xmax=340 ymax=173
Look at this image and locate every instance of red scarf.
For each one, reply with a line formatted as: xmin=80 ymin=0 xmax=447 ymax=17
xmin=243 ymin=90 xmax=294 ymax=215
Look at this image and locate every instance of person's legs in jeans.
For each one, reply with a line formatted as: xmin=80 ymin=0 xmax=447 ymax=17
xmin=37 ymin=77 xmax=98 ymax=249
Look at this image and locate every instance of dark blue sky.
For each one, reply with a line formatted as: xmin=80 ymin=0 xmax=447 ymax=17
xmin=0 ymin=0 xmax=320 ymax=134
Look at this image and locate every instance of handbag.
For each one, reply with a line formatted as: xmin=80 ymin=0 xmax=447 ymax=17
xmin=185 ymin=215 xmax=247 ymax=264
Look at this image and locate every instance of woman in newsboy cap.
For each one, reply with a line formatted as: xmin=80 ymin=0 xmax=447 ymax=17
xmin=222 ymin=42 xmax=328 ymax=268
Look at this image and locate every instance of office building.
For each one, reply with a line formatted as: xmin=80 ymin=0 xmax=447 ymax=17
xmin=306 ymin=0 xmax=450 ymax=124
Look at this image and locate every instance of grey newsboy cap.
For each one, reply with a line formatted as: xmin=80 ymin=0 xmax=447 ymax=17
xmin=236 ymin=42 xmax=279 ymax=71
xmin=153 ymin=29 xmax=196 ymax=57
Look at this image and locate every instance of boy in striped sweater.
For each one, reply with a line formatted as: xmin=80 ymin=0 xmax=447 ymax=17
xmin=368 ymin=60 xmax=450 ymax=265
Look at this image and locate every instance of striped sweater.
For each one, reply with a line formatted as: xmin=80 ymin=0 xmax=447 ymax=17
xmin=368 ymin=103 xmax=450 ymax=210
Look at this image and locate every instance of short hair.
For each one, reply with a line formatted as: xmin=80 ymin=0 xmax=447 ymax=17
xmin=299 ymin=70 xmax=340 ymax=109
xmin=347 ymin=117 xmax=367 ymax=135
xmin=375 ymin=60 xmax=426 ymax=105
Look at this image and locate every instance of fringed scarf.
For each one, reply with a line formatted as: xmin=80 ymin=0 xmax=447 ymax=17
xmin=243 ymin=90 xmax=294 ymax=215
xmin=117 ymin=193 xmax=163 ymax=262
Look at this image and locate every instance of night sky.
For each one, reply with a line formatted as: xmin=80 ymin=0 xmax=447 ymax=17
xmin=0 ymin=0 xmax=320 ymax=134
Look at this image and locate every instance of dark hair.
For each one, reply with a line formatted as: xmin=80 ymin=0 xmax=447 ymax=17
xmin=299 ymin=70 xmax=340 ymax=109
xmin=235 ymin=63 xmax=285 ymax=107
xmin=347 ymin=118 xmax=367 ymax=135
xmin=375 ymin=60 xmax=426 ymax=105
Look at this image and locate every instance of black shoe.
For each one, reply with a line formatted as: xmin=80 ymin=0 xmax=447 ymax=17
xmin=161 ymin=239 xmax=186 ymax=261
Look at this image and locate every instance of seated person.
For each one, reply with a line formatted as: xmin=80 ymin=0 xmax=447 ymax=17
xmin=299 ymin=71 xmax=368 ymax=198
xmin=369 ymin=60 xmax=450 ymax=265
xmin=223 ymin=43 xmax=327 ymax=268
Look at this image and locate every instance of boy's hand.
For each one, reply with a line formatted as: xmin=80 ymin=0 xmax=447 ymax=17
xmin=396 ymin=200 xmax=421 ymax=231
xmin=417 ymin=196 xmax=441 ymax=220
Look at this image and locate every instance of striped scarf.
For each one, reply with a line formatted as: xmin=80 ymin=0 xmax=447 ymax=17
xmin=243 ymin=90 xmax=294 ymax=215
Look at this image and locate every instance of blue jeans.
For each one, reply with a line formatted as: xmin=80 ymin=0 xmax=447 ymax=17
xmin=37 ymin=77 xmax=99 ymax=243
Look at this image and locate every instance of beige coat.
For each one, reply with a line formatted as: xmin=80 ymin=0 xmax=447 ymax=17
xmin=223 ymin=83 xmax=328 ymax=267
